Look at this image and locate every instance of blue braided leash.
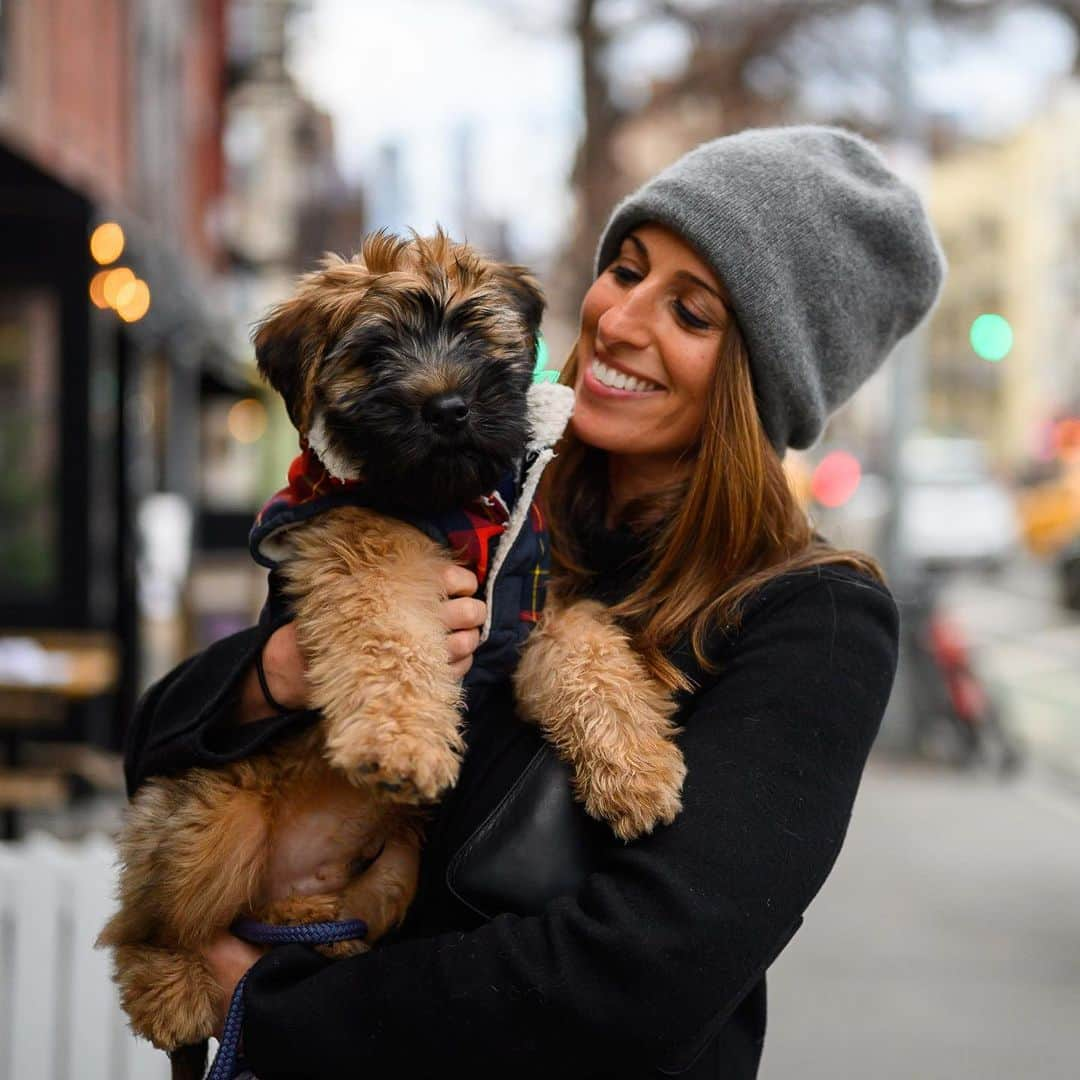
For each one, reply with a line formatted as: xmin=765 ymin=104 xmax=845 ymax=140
xmin=206 ymin=916 xmax=368 ymax=1080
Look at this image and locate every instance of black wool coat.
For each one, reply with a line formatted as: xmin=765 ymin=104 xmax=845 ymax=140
xmin=124 ymin=525 xmax=899 ymax=1080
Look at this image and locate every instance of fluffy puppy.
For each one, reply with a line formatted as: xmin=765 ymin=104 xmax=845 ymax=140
xmin=100 ymin=232 xmax=685 ymax=1071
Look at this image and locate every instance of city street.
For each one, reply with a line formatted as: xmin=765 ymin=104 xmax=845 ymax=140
xmin=762 ymin=555 xmax=1080 ymax=1078
xmin=943 ymin=557 xmax=1080 ymax=785
xmin=762 ymin=759 xmax=1080 ymax=1079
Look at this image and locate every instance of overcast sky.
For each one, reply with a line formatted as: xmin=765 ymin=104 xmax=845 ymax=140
xmin=289 ymin=1 xmax=1076 ymax=264
xmin=289 ymin=0 xmax=580 ymax=262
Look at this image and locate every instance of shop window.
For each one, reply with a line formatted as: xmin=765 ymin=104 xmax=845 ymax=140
xmin=0 ymin=289 xmax=60 ymax=602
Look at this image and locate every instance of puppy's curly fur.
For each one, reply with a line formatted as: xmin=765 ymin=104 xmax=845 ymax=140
xmin=100 ymin=232 xmax=685 ymax=1068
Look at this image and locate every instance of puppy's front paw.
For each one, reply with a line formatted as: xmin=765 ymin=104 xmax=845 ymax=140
xmin=326 ymin=716 xmax=463 ymax=804
xmin=576 ymin=736 xmax=686 ymax=842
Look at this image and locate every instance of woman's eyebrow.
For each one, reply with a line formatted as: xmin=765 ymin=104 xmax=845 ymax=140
xmin=625 ymin=233 xmax=726 ymax=304
xmin=623 ymin=233 xmax=649 ymax=261
xmin=674 ymin=270 xmax=726 ymax=304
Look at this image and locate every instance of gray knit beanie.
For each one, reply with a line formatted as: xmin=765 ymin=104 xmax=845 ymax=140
xmin=594 ymin=125 xmax=946 ymax=452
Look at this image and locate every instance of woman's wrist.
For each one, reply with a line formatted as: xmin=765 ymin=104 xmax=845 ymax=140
xmin=234 ymin=626 xmax=297 ymax=725
xmin=235 ymin=653 xmax=282 ymax=725
xmin=237 ymin=620 xmax=310 ymax=725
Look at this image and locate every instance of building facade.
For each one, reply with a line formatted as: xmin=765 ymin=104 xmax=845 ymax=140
xmin=928 ymin=81 xmax=1080 ymax=470
xmin=0 ymin=0 xmax=230 ymax=745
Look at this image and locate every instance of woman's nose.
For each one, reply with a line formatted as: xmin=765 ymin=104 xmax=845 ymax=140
xmin=596 ymin=290 xmax=651 ymax=351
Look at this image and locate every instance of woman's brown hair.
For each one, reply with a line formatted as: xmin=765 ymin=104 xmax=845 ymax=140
xmin=544 ymin=310 xmax=885 ymax=692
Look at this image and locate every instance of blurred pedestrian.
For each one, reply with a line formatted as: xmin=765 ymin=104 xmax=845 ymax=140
xmin=125 ymin=125 xmax=944 ymax=1078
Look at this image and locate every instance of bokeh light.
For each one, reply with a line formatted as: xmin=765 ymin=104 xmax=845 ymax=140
xmin=102 ymin=267 xmax=135 ymax=307
xmin=116 ymin=279 xmax=151 ymax=322
xmin=227 ymin=398 xmax=268 ymax=443
xmin=89 ymin=270 xmax=111 ymax=309
xmin=811 ymin=451 xmax=862 ymax=509
xmin=969 ymin=313 xmax=1013 ymax=362
xmin=89 ymin=222 xmax=125 ymax=265
xmin=1053 ymin=417 xmax=1080 ymax=461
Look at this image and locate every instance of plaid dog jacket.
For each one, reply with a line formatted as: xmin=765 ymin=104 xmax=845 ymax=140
xmin=249 ymin=441 xmax=549 ymax=689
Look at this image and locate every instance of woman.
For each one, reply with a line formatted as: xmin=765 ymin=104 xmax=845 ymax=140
xmin=125 ymin=125 xmax=944 ymax=1078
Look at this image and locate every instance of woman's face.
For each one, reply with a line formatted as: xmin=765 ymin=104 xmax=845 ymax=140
xmin=572 ymin=224 xmax=728 ymax=474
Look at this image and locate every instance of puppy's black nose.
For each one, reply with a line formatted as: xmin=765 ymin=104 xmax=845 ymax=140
xmin=422 ymin=393 xmax=470 ymax=432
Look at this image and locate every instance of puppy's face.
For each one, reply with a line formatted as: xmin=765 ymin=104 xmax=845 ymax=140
xmin=254 ymin=231 xmax=544 ymax=511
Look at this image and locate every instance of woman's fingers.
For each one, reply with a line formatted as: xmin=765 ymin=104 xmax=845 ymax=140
xmin=440 ymin=563 xmax=479 ymax=599
xmin=440 ymin=567 xmax=484 ymax=678
xmin=441 ymin=596 xmax=487 ymax=633
xmin=447 ymin=626 xmax=481 ymax=664
xmin=448 ymin=657 xmax=473 ymax=679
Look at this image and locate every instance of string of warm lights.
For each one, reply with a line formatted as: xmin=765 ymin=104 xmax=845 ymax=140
xmin=88 ymin=222 xmax=152 ymax=323
xmin=87 ymin=221 xmax=270 ymax=445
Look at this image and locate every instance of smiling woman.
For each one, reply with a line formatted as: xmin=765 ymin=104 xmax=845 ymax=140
xmin=122 ymin=125 xmax=946 ymax=1080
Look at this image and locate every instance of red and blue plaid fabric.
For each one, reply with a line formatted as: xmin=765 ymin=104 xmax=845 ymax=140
xmin=251 ymin=442 xmax=514 ymax=588
xmin=250 ymin=442 xmax=549 ymax=686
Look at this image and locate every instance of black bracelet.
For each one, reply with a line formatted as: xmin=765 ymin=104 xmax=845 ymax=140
xmin=254 ymin=645 xmax=290 ymax=715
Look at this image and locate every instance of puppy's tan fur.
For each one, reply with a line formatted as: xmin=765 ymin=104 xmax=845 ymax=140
xmin=100 ymin=234 xmax=685 ymax=1061
xmin=515 ymin=596 xmax=685 ymax=840
xmin=99 ymin=727 xmax=422 ymax=1052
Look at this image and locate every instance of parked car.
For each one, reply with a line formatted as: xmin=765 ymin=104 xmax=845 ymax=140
xmin=899 ymin=436 xmax=1021 ymax=572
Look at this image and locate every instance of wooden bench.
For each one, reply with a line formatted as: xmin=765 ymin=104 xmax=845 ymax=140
xmin=0 ymin=768 xmax=68 ymax=811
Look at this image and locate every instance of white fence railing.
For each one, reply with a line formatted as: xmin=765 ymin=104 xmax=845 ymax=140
xmin=0 ymin=833 xmax=170 ymax=1080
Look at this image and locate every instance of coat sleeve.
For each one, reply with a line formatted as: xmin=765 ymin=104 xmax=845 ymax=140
xmin=122 ymin=612 xmax=317 ymax=797
xmin=239 ymin=569 xmax=899 ymax=1078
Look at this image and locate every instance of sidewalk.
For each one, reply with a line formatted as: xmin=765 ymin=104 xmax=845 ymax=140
xmin=761 ymin=756 xmax=1080 ymax=1080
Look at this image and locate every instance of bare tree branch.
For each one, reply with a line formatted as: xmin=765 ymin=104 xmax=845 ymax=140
xmin=550 ymin=0 xmax=1078 ymax=314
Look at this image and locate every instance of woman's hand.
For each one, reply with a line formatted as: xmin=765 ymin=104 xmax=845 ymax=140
xmin=201 ymin=931 xmax=268 ymax=1038
xmin=235 ymin=621 xmax=309 ymax=723
xmin=236 ymin=564 xmax=487 ymax=723
xmin=440 ymin=564 xmax=486 ymax=679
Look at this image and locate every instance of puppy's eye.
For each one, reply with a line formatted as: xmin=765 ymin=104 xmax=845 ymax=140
xmin=349 ymin=840 xmax=386 ymax=877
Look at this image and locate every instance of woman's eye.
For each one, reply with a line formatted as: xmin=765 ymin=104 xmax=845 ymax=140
xmin=675 ymin=300 xmax=710 ymax=330
xmin=611 ymin=265 xmax=641 ymax=285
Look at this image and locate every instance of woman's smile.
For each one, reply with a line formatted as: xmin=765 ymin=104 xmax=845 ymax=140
xmin=582 ymin=354 xmax=667 ymax=398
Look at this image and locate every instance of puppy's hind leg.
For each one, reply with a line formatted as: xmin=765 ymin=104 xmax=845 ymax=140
xmin=125 ymin=770 xmax=272 ymax=951
xmin=99 ymin=769 xmax=272 ymax=1055
xmin=514 ymin=597 xmax=686 ymax=841
xmin=111 ymin=944 xmax=222 ymax=1053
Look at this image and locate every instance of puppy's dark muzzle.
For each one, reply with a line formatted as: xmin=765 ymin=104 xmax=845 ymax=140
xmin=422 ymin=392 xmax=470 ymax=436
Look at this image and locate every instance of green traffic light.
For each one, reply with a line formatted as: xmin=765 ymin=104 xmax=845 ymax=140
xmin=970 ymin=313 xmax=1013 ymax=362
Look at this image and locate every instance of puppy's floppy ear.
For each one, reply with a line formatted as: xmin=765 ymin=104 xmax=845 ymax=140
xmin=253 ymin=304 xmax=310 ymax=430
xmin=495 ymin=265 xmax=546 ymax=340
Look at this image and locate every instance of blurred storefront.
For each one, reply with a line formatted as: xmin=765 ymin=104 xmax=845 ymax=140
xmin=0 ymin=0 xmax=234 ymax=774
